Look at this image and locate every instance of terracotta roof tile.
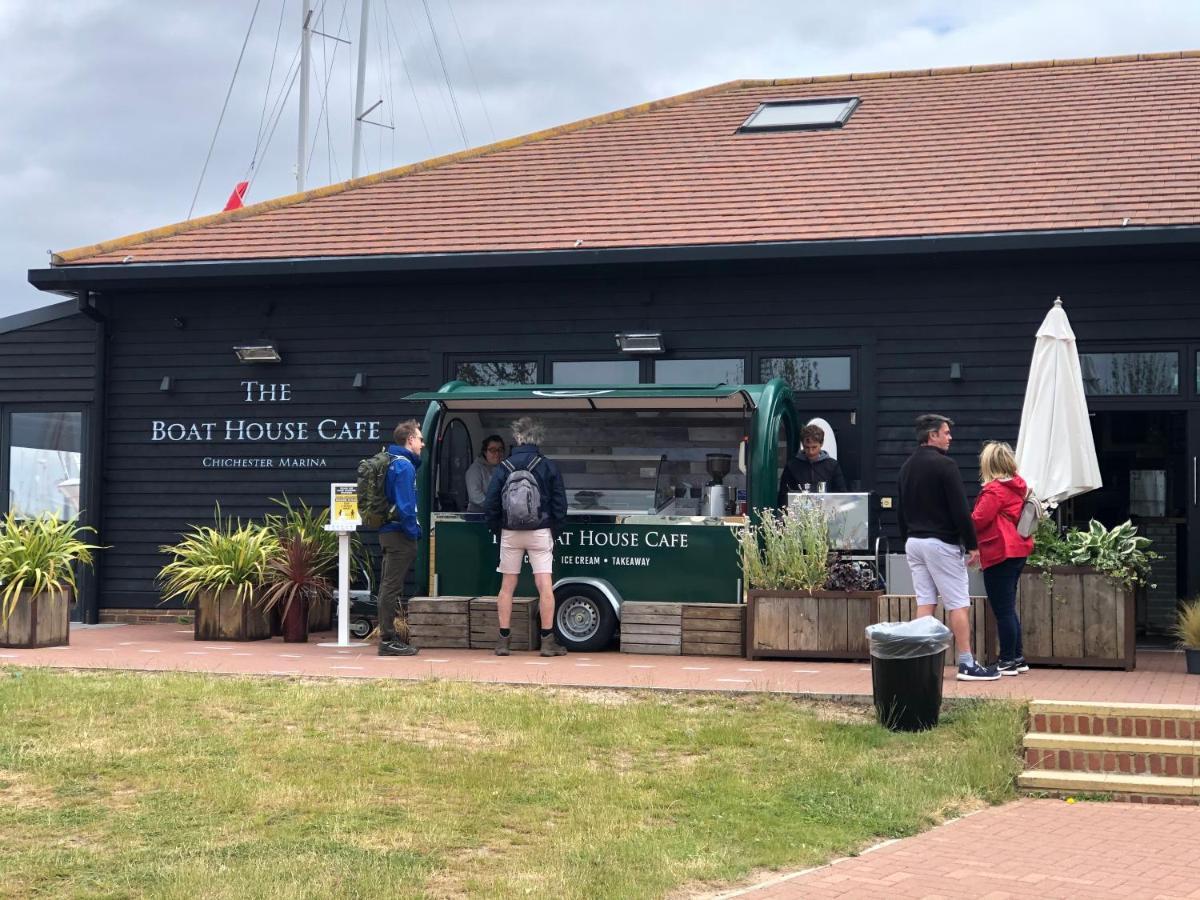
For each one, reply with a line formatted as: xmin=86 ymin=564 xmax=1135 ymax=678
xmin=55 ymin=52 xmax=1200 ymax=267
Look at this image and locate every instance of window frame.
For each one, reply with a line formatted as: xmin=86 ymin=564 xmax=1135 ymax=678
xmin=447 ymin=354 xmax=542 ymax=387
xmin=652 ymin=354 xmax=749 ymax=385
xmin=738 ymin=97 xmax=860 ymax=133
xmin=1077 ymin=347 xmax=1182 ymax=400
xmin=753 ymin=349 xmax=858 ymax=399
xmin=1 ymin=404 xmax=89 ymax=519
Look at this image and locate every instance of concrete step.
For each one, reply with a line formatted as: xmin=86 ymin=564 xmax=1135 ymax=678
xmin=1024 ymin=732 xmax=1199 ymax=777
xmin=1028 ymin=700 xmax=1199 ymax=740
xmin=1018 ymin=768 xmax=1199 ymax=804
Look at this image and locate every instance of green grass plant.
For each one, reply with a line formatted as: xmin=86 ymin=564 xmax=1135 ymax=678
xmin=0 ymin=670 xmax=1024 ymax=898
xmin=0 ymin=513 xmax=100 ymax=623
xmin=158 ymin=510 xmax=280 ymax=606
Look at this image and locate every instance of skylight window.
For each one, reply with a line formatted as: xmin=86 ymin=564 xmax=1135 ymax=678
xmin=738 ymin=97 xmax=860 ymax=133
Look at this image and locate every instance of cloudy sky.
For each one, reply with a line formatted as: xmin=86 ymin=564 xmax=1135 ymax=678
xmin=1 ymin=0 xmax=1197 ymax=317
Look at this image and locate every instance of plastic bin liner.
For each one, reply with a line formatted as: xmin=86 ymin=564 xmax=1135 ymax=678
xmin=865 ymin=616 xmax=952 ymax=660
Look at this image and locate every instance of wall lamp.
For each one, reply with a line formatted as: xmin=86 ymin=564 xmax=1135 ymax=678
xmin=949 ymin=362 xmax=963 ymax=382
xmin=233 ymin=340 xmax=282 ymax=363
xmin=615 ymin=332 xmax=665 ymax=354
xmin=352 ymin=372 xmax=367 ymax=390
xmin=159 ymin=376 xmax=173 ymax=392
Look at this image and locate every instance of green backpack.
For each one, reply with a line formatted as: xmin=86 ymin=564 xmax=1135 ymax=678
xmin=356 ymin=447 xmax=397 ymax=529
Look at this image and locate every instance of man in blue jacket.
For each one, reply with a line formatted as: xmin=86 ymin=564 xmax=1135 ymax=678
xmin=378 ymin=419 xmax=424 ymax=656
xmin=484 ymin=416 xmax=569 ymax=657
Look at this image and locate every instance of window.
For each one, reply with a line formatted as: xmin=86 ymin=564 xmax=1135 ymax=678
xmin=454 ymin=360 xmax=538 ymax=386
xmin=552 ymin=360 xmax=640 ymax=385
xmin=739 ymin=97 xmax=859 ymax=132
xmin=654 ymin=358 xmax=744 ymax=385
xmin=1080 ymin=352 xmax=1178 ymax=396
xmin=8 ymin=411 xmax=83 ymax=518
xmin=760 ymin=356 xmax=852 ymax=392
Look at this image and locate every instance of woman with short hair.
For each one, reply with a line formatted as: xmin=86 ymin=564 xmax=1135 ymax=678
xmin=465 ymin=434 xmax=504 ymax=513
xmin=971 ymin=441 xmax=1035 ymax=676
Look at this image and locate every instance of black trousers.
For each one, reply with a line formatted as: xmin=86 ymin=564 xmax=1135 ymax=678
xmin=982 ymin=556 xmax=1026 ymax=663
xmin=378 ymin=531 xmax=418 ymax=643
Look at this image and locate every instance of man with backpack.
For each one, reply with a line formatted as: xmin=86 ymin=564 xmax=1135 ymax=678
xmin=375 ymin=419 xmax=424 ymax=657
xmin=483 ymin=416 xmax=569 ymax=657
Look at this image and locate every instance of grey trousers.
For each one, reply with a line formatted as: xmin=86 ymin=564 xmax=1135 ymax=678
xmin=378 ymin=530 xmax=418 ymax=643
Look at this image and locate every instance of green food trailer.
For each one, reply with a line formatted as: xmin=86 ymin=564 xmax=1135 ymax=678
xmin=407 ymin=381 xmax=800 ymax=651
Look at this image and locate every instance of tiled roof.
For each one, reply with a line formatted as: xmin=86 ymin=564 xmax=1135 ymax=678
xmin=56 ymin=51 xmax=1200 ymax=266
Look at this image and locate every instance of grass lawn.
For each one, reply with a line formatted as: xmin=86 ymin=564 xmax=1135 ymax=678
xmin=0 ymin=669 xmax=1024 ymax=898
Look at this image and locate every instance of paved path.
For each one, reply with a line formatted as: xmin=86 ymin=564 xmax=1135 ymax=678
xmin=723 ymin=799 xmax=1200 ymax=899
xmin=4 ymin=623 xmax=1198 ymax=706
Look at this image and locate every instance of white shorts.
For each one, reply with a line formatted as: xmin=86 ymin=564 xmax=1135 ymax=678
xmin=905 ymin=537 xmax=971 ymax=611
xmin=497 ymin=528 xmax=555 ymax=575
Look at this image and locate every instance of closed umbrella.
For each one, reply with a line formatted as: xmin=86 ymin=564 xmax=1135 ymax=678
xmin=1015 ymin=297 xmax=1102 ymax=504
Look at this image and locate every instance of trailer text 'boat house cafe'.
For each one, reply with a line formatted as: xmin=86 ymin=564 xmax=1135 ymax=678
xmin=7 ymin=51 xmax=1200 ymax=652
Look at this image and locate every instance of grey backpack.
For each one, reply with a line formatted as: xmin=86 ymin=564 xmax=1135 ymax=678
xmin=1015 ymin=490 xmax=1044 ymax=539
xmin=500 ymin=456 xmax=545 ymax=529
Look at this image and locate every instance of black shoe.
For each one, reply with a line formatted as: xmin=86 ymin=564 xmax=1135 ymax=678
xmin=956 ymin=661 xmax=1000 ymax=682
xmin=997 ymin=659 xmax=1022 ymax=677
xmin=1014 ymin=656 xmax=1030 ymax=673
xmin=378 ymin=640 xmax=419 ymax=657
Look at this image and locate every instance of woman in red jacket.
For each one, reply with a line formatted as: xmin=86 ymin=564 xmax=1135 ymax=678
xmin=972 ymin=442 xmax=1035 ymax=676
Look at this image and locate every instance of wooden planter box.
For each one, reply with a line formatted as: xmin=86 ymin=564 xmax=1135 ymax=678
xmin=746 ymin=590 xmax=882 ymax=661
xmin=876 ymin=595 xmax=996 ymax=666
xmin=307 ymin=594 xmax=333 ymax=632
xmin=408 ymin=597 xmax=470 ymax=649
xmin=194 ymin=589 xmax=270 ymax=641
xmin=1016 ymin=566 xmax=1135 ymax=670
xmin=0 ymin=590 xmax=70 ymax=649
xmin=681 ymin=603 xmax=745 ymax=657
xmin=470 ymin=597 xmax=540 ymax=651
xmin=620 ymin=603 xmax=682 ymax=655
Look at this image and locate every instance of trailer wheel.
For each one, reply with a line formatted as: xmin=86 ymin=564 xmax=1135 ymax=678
xmin=349 ymin=618 xmax=373 ymax=639
xmin=553 ymin=585 xmax=617 ymax=652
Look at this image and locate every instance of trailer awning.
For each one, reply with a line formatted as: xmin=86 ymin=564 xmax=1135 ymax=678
xmin=404 ymin=383 xmax=764 ymax=411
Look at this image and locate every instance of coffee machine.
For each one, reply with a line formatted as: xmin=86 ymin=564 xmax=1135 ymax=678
xmin=703 ymin=453 xmax=732 ymax=517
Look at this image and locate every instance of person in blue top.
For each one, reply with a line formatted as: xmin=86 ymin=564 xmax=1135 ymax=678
xmin=378 ymin=419 xmax=424 ymax=656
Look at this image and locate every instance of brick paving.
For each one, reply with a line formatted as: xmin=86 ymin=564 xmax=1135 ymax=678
xmin=721 ymin=799 xmax=1200 ymax=899
xmin=3 ymin=623 xmax=1197 ymax=706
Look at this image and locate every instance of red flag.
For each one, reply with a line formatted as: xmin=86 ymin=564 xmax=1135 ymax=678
xmin=223 ymin=181 xmax=249 ymax=212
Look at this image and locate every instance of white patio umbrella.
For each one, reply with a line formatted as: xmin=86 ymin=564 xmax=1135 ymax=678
xmin=1015 ymin=297 xmax=1103 ymax=505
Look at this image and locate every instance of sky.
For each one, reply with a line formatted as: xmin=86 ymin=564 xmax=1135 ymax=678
xmin=1 ymin=0 xmax=1198 ymax=317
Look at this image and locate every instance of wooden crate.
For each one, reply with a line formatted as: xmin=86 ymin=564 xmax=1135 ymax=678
xmin=0 ymin=590 xmax=70 ymax=649
xmin=681 ymin=603 xmax=745 ymax=657
xmin=408 ymin=597 xmax=470 ymax=649
xmin=620 ymin=602 xmax=682 ymax=655
xmin=470 ymin=597 xmax=540 ymax=651
xmin=875 ymin=595 xmax=996 ymax=666
xmin=1016 ymin=567 xmax=1134 ymax=670
xmin=746 ymin=590 xmax=881 ymax=661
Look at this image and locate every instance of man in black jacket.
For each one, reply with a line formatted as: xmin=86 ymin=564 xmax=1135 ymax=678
xmin=484 ymin=416 xmax=569 ymax=657
xmin=778 ymin=423 xmax=848 ymax=505
xmin=897 ymin=414 xmax=998 ymax=681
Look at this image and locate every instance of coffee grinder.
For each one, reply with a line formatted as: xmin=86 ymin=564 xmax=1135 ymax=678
xmin=703 ymin=453 xmax=732 ymax=517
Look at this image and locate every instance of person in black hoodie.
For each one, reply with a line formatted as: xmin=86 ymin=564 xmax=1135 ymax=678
xmin=777 ymin=423 xmax=848 ymax=506
xmin=484 ymin=416 xmax=569 ymax=657
xmin=897 ymin=413 xmax=999 ymax=682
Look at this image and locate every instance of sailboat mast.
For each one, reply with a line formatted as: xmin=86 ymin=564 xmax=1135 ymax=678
xmin=297 ymin=0 xmax=313 ymax=192
xmin=351 ymin=0 xmax=371 ymax=179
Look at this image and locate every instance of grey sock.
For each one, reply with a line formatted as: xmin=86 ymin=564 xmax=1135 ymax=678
xmin=957 ymin=650 xmax=975 ymax=668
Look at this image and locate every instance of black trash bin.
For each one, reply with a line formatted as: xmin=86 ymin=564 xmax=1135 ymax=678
xmin=865 ymin=617 xmax=953 ymax=732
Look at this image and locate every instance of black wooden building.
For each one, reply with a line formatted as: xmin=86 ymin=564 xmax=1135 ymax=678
xmin=8 ymin=52 xmax=1200 ymax=627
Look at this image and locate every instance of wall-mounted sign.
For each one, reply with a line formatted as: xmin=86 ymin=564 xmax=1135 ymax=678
xmin=329 ymin=483 xmax=361 ymax=530
xmin=147 ymin=381 xmax=383 ymax=469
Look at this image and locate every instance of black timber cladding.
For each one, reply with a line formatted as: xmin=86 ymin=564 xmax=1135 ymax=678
xmin=14 ymin=250 xmax=1200 ymax=609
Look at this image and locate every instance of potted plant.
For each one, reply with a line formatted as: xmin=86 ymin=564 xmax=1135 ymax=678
xmin=1175 ymin=599 xmax=1200 ymax=675
xmin=158 ymin=512 xmax=279 ymax=641
xmin=1018 ymin=518 xmax=1157 ymax=670
xmin=744 ymin=504 xmax=881 ymax=660
xmin=260 ymin=533 xmax=335 ymax=643
xmin=264 ymin=495 xmax=356 ymax=633
xmin=0 ymin=512 xmax=100 ymax=649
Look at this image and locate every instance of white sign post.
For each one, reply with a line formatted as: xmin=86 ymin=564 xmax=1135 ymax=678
xmin=319 ymin=483 xmax=367 ymax=648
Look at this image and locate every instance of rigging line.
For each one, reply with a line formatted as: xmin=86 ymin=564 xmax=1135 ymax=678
xmin=248 ymin=0 xmax=290 ymax=175
xmin=188 ymin=0 xmax=264 ymax=220
xmin=444 ymin=0 xmax=494 ymax=142
xmin=246 ymin=56 xmax=302 ymax=194
xmin=398 ymin=0 xmax=452 ymax=142
xmin=375 ymin=0 xmax=396 ymax=166
xmin=306 ymin=0 xmax=351 ymax=178
xmin=249 ymin=45 xmax=301 ymax=183
xmin=383 ymin=1 xmax=434 ymax=153
xmin=419 ymin=0 xmax=469 ymax=148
